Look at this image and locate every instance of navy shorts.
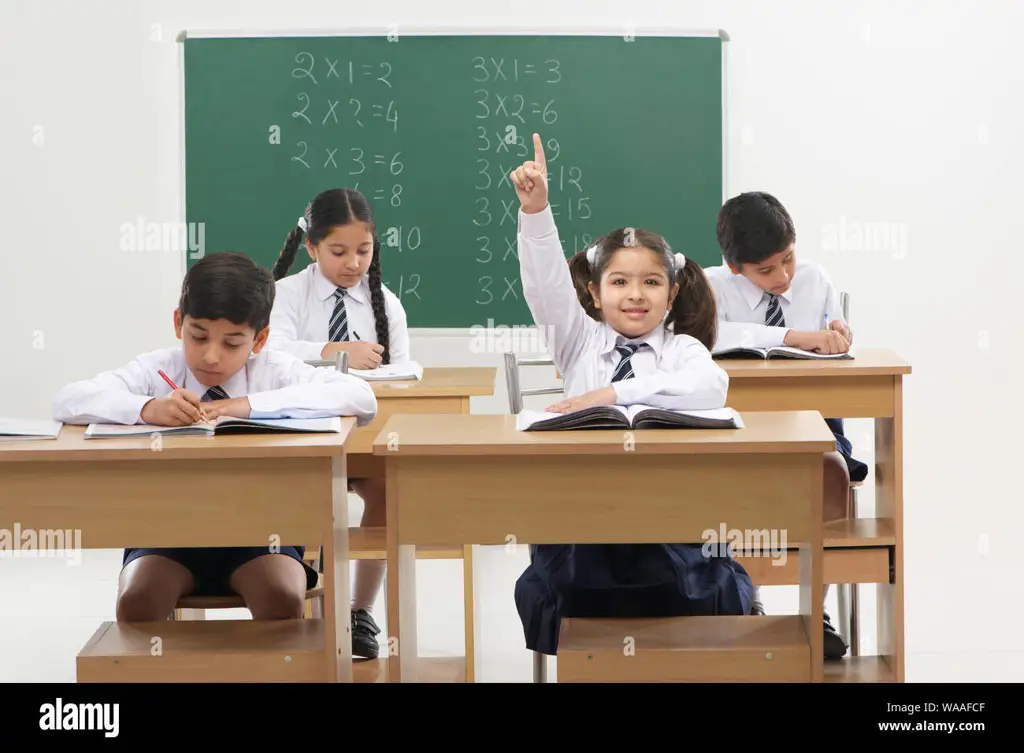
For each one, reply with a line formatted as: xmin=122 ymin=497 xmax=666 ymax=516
xmin=122 ymin=545 xmax=319 ymax=597
xmin=826 ymin=417 xmax=868 ymax=483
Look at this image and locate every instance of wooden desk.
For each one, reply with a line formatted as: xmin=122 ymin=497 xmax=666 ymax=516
xmin=346 ymin=367 xmax=496 ymax=478
xmin=717 ymin=348 xmax=911 ymax=682
xmin=374 ymin=411 xmax=836 ymax=683
xmin=0 ymin=423 xmax=357 ymax=683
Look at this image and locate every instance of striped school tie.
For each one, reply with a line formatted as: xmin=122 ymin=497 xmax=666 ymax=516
xmin=202 ymin=385 xmax=229 ymax=402
xmin=765 ymin=293 xmax=786 ymax=327
xmin=611 ymin=343 xmax=644 ymax=383
xmin=329 ymin=288 xmax=350 ymax=342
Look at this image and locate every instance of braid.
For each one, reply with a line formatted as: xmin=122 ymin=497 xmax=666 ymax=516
xmin=367 ymin=237 xmax=391 ymax=365
xmin=272 ymin=226 xmax=305 ymax=281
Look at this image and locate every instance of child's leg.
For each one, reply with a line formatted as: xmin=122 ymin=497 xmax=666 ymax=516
xmin=349 ymin=476 xmax=386 ymax=658
xmin=822 ymin=450 xmax=851 ymax=658
xmin=116 ymin=549 xmax=195 ymax=621
xmin=228 ymin=550 xmax=310 ymax=620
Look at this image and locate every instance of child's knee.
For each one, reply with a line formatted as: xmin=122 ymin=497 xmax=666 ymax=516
xmin=116 ymin=584 xmax=176 ymax=621
xmin=231 ymin=555 xmax=307 ymax=620
xmin=248 ymin=581 xmax=306 ymax=620
xmin=823 ymin=451 xmax=851 ymax=521
xmin=116 ymin=556 xmax=191 ymax=621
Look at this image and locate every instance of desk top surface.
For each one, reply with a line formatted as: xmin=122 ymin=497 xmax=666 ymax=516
xmin=372 ymin=410 xmax=836 ymax=457
xmin=0 ymin=419 xmax=358 ymax=463
xmin=716 ymin=347 xmax=911 ymax=378
xmin=370 ymin=367 xmax=496 ymax=398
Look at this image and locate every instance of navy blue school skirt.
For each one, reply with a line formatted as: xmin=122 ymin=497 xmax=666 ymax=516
xmin=825 ymin=418 xmax=868 ymax=482
xmin=514 ymin=542 xmax=755 ymax=655
xmin=122 ymin=546 xmax=319 ymax=597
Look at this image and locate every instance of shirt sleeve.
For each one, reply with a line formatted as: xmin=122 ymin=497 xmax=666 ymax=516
xmin=517 ymin=205 xmax=600 ymax=374
xmin=612 ymin=336 xmax=730 ymax=410
xmin=247 ymin=354 xmax=378 ymax=427
xmin=384 ymin=291 xmax=411 ymax=365
xmin=267 ymin=284 xmax=329 ymax=361
xmin=51 ymin=351 xmax=163 ymax=425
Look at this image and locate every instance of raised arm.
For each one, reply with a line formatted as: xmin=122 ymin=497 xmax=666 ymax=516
xmin=613 ymin=336 xmax=730 ymax=411
xmin=511 ymin=133 xmax=598 ymax=372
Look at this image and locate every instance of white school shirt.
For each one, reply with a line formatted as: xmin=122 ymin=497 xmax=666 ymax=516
xmin=517 ymin=206 xmax=729 ymax=411
xmin=704 ymin=260 xmax=847 ymax=351
xmin=51 ymin=346 xmax=379 ymax=427
xmin=267 ymin=262 xmax=411 ymax=363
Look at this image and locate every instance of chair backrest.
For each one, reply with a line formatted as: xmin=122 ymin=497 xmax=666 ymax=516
xmin=334 ymin=350 xmax=350 ymax=374
xmin=502 ymin=352 xmax=564 ymax=414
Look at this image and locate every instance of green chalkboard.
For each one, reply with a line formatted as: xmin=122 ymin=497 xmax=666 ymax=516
xmin=182 ymin=32 xmax=727 ymax=327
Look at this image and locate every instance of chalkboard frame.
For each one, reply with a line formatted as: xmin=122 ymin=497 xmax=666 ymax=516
xmin=175 ymin=26 xmax=732 ymax=334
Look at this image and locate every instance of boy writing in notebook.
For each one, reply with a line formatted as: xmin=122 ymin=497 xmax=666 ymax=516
xmin=704 ymin=191 xmax=868 ymax=660
xmin=52 ymin=251 xmax=378 ymax=622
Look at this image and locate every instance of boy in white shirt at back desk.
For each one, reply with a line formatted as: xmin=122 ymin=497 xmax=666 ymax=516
xmin=704 ymin=191 xmax=868 ymax=660
xmin=52 ymin=251 xmax=378 ymax=624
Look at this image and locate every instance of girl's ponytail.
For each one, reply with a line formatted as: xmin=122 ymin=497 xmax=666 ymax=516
xmin=272 ymin=219 xmax=306 ymax=281
xmin=366 ymin=235 xmax=391 ymax=365
xmin=568 ymin=248 xmax=602 ymax=321
xmin=666 ymin=256 xmax=718 ymax=351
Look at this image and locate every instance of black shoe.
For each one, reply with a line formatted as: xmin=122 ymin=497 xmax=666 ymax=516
xmin=823 ymin=611 xmax=848 ymax=660
xmin=750 ymin=602 xmax=766 ymax=616
xmin=352 ymin=608 xmax=381 ymax=660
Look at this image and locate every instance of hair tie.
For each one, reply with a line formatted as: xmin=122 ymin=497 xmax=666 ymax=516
xmin=586 ymin=245 xmax=598 ymax=265
xmin=674 ymin=252 xmax=687 ymax=270
xmin=297 ymin=216 xmax=308 ymax=232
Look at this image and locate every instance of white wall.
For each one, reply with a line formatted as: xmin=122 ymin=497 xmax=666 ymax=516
xmin=2 ymin=0 xmax=1023 ymax=681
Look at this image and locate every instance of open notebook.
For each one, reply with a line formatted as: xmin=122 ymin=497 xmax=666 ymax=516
xmin=0 ymin=419 xmax=63 ymax=441
xmin=348 ymin=361 xmax=424 ymax=381
xmin=84 ymin=416 xmax=343 ymax=439
xmin=516 ymin=405 xmax=744 ymax=432
xmin=713 ymin=345 xmax=853 ymax=360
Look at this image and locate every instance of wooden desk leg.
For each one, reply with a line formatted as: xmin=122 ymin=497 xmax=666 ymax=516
xmin=323 ymin=455 xmax=353 ymax=682
xmin=798 ymin=454 xmax=826 ymax=682
xmin=386 ymin=463 xmax=418 ymax=682
xmin=876 ymin=378 xmax=905 ymax=682
xmin=463 ymin=544 xmax=479 ymax=682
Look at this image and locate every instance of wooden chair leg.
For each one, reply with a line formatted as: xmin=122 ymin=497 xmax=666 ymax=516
xmin=463 ymin=544 xmax=476 ymax=683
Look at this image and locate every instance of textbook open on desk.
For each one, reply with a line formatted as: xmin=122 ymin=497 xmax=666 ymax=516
xmin=304 ymin=359 xmax=424 ymax=381
xmin=516 ymin=406 xmax=744 ymax=432
xmin=83 ymin=416 xmax=343 ymax=439
xmin=712 ymin=345 xmax=854 ymax=360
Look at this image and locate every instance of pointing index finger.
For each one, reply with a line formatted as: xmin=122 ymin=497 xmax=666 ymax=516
xmin=532 ymin=133 xmax=546 ymax=169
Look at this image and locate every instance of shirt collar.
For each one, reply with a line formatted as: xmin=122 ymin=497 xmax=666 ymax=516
xmin=183 ymin=360 xmax=250 ymax=401
xmin=600 ymin=322 xmax=666 ymax=359
xmin=735 ymin=271 xmax=793 ymax=309
xmin=312 ymin=263 xmax=369 ymax=305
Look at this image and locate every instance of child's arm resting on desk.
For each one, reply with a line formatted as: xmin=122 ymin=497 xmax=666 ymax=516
xmin=51 ymin=354 xmax=163 ymax=425
xmin=613 ymin=337 xmax=729 ymax=411
xmin=249 ymin=353 xmax=378 ymax=426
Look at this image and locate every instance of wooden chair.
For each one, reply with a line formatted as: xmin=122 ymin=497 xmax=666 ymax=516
xmin=502 ymin=352 xmax=564 ymax=683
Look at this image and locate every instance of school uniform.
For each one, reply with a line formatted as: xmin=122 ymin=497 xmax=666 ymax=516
xmin=513 ymin=205 xmax=755 ymax=655
xmin=51 ymin=346 xmax=378 ymax=596
xmin=704 ymin=260 xmax=868 ymax=483
xmin=267 ymin=261 xmax=410 ymax=363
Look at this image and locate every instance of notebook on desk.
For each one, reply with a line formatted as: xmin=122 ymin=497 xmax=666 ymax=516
xmin=348 ymin=361 xmax=424 ymax=381
xmin=516 ymin=405 xmax=744 ymax=432
xmin=0 ymin=419 xmax=63 ymax=441
xmin=713 ymin=345 xmax=854 ymax=360
xmin=83 ymin=416 xmax=344 ymax=439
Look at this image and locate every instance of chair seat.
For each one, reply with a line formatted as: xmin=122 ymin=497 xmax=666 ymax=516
xmin=176 ymin=581 xmax=323 ymax=610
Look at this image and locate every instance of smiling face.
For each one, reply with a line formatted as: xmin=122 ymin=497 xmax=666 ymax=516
xmin=306 ymin=221 xmax=374 ymax=288
xmin=588 ymin=245 xmax=680 ymax=338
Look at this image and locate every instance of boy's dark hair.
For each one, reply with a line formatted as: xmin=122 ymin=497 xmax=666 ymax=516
xmin=179 ymin=251 xmax=275 ymax=333
xmin=272 ymin=188 xmax=391 ymax=365
xmin=716 ymin=191 xmax=796 ymax=267
xmin=567 ymin=228 xmax=718 ymax=351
